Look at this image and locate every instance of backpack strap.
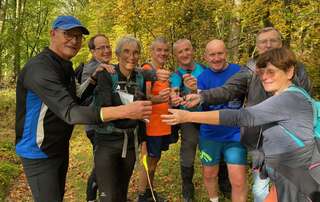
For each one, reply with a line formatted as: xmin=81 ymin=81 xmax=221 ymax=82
xmin=287 ymin=86 xmax=317 ymax=127
xmin=278 ymin=125 xmax=305 ymax=147
xmin=136 ymin=70 xmax=145 ymax=92
xmin=287 ymin=86 xmax=320 ymax=140
xmin=110 ymin=72 xmax=119 ymax=92
xmin=279 ymin=85 xmax=320 ymax=147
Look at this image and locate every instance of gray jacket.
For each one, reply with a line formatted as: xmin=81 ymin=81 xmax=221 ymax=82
xmin=200 ymin=58 xmax=311 ymax=150
xmin=81 ymin=59 xmax=101 ymax=132
xmin=82 ymin=58 xmax=100 ymax=83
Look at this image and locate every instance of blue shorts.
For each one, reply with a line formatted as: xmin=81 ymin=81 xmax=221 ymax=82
xmin=146 ymin=135 xmax=171 ymax=158
xmin=199 ymin=138 xmax=247 ymax=166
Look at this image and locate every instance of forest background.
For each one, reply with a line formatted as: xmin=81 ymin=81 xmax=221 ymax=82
xmin=0 ymin=0 xmax=319 ymax=201
xmin=0 ymin=0 xmax=319 ymax=92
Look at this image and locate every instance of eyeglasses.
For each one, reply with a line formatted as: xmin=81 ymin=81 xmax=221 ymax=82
xmin=95 ymin=45 xmax=111 ymax=51
xmin=256 ymin=68 xmax=280 ymax=78
xmin=257 ymin=38 xmax=281 ymax=46
xmin=62 ymin=30 xmax=85 ymax=43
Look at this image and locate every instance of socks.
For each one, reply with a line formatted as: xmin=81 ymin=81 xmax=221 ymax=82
xmin=210 ymin=197 xmax=219 ymax=202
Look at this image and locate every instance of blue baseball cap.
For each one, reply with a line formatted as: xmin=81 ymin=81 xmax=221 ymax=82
xmin=52 ymin=15 xmax=89 ymax=35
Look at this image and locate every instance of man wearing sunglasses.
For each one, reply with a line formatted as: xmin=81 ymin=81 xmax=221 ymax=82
xmin=15 ymin=16 xmax=152 ymax=202
xmin=182 ymin=27 xmax=311 ymax=202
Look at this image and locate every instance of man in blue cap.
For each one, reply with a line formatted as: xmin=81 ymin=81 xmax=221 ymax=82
xmin=15 ymin=15 xmax=153 ymax=202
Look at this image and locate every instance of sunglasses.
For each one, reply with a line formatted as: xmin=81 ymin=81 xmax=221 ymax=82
xmin=255 ymin=68 xmax=280 ymax=78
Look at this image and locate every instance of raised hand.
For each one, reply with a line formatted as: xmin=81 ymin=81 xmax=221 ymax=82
xmin=158 ymin=87 xmax=171 ymax=102
xmin=183 ymin=94 xmax=201 ymax=108
xmin=156 ymin=69 xmax=171 ymax=81
xmin=182 ymin=74 xmax=197 ymax=92
xmin=100 ymin=63 xmax=116 ymax=74
xmin=170 ymin=88 xmax=184 ymax=107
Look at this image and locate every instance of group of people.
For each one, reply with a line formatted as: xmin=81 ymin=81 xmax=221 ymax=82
xmin=15 ymin=14 xmax=320 ymax=202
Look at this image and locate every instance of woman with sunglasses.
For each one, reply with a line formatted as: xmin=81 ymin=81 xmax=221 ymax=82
xmin=162 ymin=47 xmax=320 ymax=201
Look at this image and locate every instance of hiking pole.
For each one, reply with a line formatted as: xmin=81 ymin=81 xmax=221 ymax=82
xmin=142 ymin=154 xmax=157 ymax=202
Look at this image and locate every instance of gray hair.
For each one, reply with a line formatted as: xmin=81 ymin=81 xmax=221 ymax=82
xmin=150 ymin=37 xmax=168 ymax=50
xmin=173 ymin=38 xmax=192 ymax=53
xmin=115 ymin=36 xmax=141 ymax=56
xmin=256 ymin=27 xmax=282 ymax=43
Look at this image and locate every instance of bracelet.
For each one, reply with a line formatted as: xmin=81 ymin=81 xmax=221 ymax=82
xmin=100 ymin=108 xmax=105 ymax=122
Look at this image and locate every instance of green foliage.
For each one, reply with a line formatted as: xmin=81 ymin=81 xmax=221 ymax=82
xmin=0 ymin=89 xmax=21 ymax=201
xmin=0 ymin=161 xmax=20 ymax=201
xmin=0 ymin=0 xmax=318 ymax=91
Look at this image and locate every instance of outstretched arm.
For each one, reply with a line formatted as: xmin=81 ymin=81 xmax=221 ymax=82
xmin=200 ymin=67 xmax=251 ymax=105
xmin=161 ymin=109 xmax=220 ymax=125
xmin=101 ymin=101 xmax=152 ymax=121
xmin=162 ymin=92 xmax=291 ymax=128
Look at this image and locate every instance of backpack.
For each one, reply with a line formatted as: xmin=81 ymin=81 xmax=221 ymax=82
xmin=94 ymin=69 xmax=145 ymax=135
xmin=74 ymin=62 xmax=84 ymax=83
xmin=110 ymin=69 xmax=145 ymax=94
xmin=270 ymin=85 xmax=320 ymax=186
xmin=94 ymin=69 xmax=145 ymax=159
xmin=284 ymin=85 xmax=320 ymax=150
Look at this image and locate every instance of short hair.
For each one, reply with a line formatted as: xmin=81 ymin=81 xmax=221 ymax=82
xmin=173 ymin=39 xmax=192 ymax=53
xmin=256 ymin=47 xmax=297 ymax=73
xmin=115 ymin=36 xmax=141 ymax=56
xmin=88 ymin=34 xmax=108 ymax=50
xmin=256 ymin=27 xmax=282 ymax=43
xmin=150 ymin=37 xmax=168 ymax=50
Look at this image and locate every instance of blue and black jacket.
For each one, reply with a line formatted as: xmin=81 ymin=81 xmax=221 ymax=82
xmin=15 ymin=48 xmax=101 ymax=159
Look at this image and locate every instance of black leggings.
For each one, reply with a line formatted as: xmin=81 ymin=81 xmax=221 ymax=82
xmin=21 ymin=155 xmax=69 ymax=202
xmin=94 ymin=141 xmax=136 ymax=202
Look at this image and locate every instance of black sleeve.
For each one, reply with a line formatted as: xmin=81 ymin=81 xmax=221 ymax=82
xmin=95 ymin=70 xmax=138 ymax=128
xmin=24 ymin=61 xmax=101 ymax=125
xmin=94 ymin=70 xmax=113 ymax=108
xmin=200 ymin=67 xmax=251 ymax=105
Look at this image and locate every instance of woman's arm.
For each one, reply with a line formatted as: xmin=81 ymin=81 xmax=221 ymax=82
xmin=161 ymin=109 xmax=220 ymax=125
xmin=162 ymin=92 xmax=292 ymax=127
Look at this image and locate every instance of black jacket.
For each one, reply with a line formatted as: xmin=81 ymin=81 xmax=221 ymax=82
xmin=94 ymin=65 xmax=146 ymax=144
xmin=15 ymin=48 xmax=101 ymax=159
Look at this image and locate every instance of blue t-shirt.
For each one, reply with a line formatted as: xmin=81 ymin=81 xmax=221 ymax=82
xmin=170 ymin=63 xmax=205 ymax=111
xmin=198 ymin=63 xmax=243 ymax=142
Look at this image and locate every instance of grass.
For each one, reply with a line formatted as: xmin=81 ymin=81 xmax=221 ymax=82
xmin=66 ymin=127 xmax=253 ymax=201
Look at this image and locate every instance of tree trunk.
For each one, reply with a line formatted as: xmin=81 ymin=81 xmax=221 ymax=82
xmin=227 ymin=0 xmax=241 ymax=63
xmin=0 ymin=0 xmax=8 ymax=83
xmin=283 ymin=0 xmax=292 ymax=47
xmin=13 ymin=0 xmax=26 ymax=80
